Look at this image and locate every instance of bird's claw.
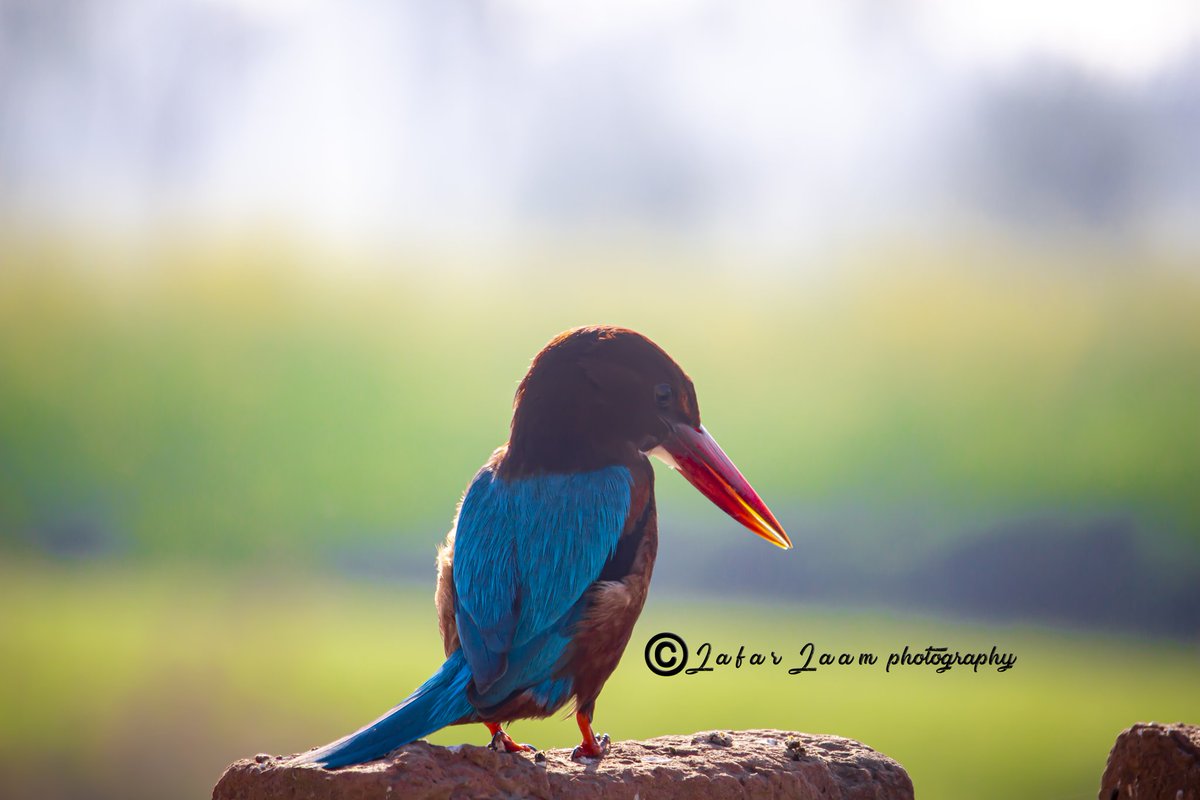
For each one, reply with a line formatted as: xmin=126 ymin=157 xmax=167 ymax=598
xmin=488 ymin=730 xmax=537 ymax=754
xmin=571 ymin=733 xmax=610 ymax=761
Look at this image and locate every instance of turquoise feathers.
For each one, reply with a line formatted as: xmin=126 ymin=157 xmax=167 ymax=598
xmin=453 ymin=465 xmax=633 ymax=707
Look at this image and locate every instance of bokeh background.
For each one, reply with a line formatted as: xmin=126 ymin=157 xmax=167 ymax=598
xmin=3 ymin=2 xmax=1199 ymax=798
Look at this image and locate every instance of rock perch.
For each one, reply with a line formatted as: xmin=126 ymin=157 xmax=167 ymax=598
xmin=213 ymin=729 xmax=913 ymax=800
xmin=1099 ymin=722 xmax=1200 ymax=800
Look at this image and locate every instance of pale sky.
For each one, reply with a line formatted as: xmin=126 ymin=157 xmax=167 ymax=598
xmin=218 ymin=0 xmax=1200 ymax=78
xmin=5 ymin=0 xmax=1198 ymax=248
xmin=914 ymin=0 xmax=1200 ymax=78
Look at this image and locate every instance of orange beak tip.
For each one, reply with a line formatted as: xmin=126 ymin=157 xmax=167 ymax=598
xmin=761 ymin=527 xmax=793 ymax=550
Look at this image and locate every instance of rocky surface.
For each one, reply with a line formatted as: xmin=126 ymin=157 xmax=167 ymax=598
xmin=1099 ymin=722 xmax=1200 ymax=800
xmin=213 ymin=729 xmax=913 ymax=800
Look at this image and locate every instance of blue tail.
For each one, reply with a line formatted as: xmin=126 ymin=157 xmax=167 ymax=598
xmin=296 ymin=650 xmax=475 ymax=769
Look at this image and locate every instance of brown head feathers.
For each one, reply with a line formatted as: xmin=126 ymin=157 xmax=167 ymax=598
xmin=499 ymin=326 xmax=700 ymax=478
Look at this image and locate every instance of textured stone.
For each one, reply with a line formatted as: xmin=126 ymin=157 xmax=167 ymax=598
xmin=213 ymin=729 xmax=913 ymax=800
xmin=1099 ymin=722 xmax=1200 ymax=800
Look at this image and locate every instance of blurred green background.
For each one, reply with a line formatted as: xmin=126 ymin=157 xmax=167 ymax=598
xmin=3 ymin=2 xmax=1200 ymax=799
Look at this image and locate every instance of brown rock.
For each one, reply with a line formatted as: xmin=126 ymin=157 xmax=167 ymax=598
xmin=1099 ymin=722 xmax=1200 ymax=800
xmin=213 ymin=729 xmax=913 ymax=800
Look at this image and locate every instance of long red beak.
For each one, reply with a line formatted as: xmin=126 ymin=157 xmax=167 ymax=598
xmin=657 ymin=423 xmax=792 ymax=549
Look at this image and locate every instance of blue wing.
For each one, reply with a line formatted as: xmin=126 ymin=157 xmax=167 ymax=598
xmin=451 ymin=464 xmax=632 ymax=709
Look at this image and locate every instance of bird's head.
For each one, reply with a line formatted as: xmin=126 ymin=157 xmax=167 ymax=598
xmin=501 ymin=325 xmax=791 ymax=549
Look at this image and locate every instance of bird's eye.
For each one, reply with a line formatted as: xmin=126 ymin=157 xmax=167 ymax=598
xmin=654 ymin=383 xmax=673 ymax=408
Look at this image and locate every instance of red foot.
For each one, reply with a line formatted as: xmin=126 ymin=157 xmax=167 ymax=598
xmin=485 ymin=723 xmax=537 ymax=753
xmin=570 ymin=711 xmax=611 ymax=761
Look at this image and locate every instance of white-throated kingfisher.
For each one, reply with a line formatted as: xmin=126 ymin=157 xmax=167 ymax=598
xmin=296 ymin=325 xmax=790 ymax=768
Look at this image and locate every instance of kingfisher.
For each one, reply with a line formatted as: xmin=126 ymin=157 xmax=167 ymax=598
xmin=297 ymin=325 xmax=791 ymax=768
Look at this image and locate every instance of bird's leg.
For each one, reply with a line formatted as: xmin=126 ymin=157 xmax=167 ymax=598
xmin=485 ymin=722 xmax=536 ymax=753
xmin=570 ymin=710 xmax=610 ymax=760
